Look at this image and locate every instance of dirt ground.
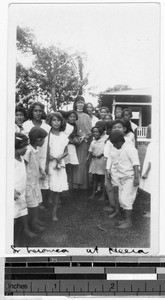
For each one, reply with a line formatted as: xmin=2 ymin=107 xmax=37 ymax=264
xmin=20 ymin=187 xmax=150 ymax=249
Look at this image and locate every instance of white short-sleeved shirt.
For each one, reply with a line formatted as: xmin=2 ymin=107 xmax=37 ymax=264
xmin=89 ymin=137 xmax=105 ymax=156
xmin=114 ymin=142 xmax=140 ymax=179
xmin=104 ymin=140 xmax=113 ymax=158
xmin=23 ymin=120 xmax=51 ymax=172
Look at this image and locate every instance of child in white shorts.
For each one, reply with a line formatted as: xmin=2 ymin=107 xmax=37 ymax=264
xmin=109 ymin=130 xmax=140 ymax=229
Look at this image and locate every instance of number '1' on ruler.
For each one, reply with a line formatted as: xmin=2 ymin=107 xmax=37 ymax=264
xmin=4 ymin=256 xmax=165 ymax=296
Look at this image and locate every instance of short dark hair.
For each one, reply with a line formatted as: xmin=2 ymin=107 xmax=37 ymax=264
xmin=46 ymin=112 xmax=66 ymax=131
xmin=15 ymin=105 xmax=27 ymax=119
xmin=122 ymin=107 xmax=133 ymax=118
xmin=109 ymin=130 xmax=125 ymax=144
xmin=58 ymin=110 xmax=68 ymax=119
xmin=111 ymin=119 xmax=126 ymax=130
xmin=115 ymin=106 xmax=122 ymax=112
xmin=95 ymin=120 xmax=106 ymax=131
xmin=67 ymin=110 xmax=78 ymax=121
xmin=29 ymin=127 xmax=48 ymax=145
xmin=99 ymin=106 xmax=109 ymax=113
xmin=15 ymin=133 xmax=28 ymax=149
xmin=105 ymin=120 xmax=113 ymax=134
xmin=92 ymin=126 xmax=104 ymax=136
xmin=27 ymin=102 xmax=46 ymax=120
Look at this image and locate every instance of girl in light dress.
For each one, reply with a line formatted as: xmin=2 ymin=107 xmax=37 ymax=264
xmin=87 ymin=126 xmax=106 ymax=200
xmin=65 ymin=110 xmax=80 ymax=189
xmin=45 ymin=112 xmax=69 ymax=221
xmin=14 ymin=133 xmax=36 ymax=246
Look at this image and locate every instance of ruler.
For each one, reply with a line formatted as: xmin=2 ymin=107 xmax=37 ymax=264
xmin=4 ymin=256 xmax=165 ymax=296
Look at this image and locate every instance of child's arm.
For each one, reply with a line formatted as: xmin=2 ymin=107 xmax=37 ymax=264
xmin=142 ymin=162 xmax=151 ymax=179
xmin=56 ymin=146 xmax=68 ymax=162
xmin=39 ymin=166 xmax=46 ymax=180
xmin=134 ymin=128 xmax=138 ymax=149
xmin=133 ymin=165 xmax=140 ymax=186
xmin=86 ymin=152 xmax=92 ymax=163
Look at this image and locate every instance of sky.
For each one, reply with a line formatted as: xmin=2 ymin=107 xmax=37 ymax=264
xmin=11 ymin=3 xmax=160 ymax=93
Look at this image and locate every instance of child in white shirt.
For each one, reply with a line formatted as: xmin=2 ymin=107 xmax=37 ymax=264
xmin=109 ymin=130 xmax=140 ymax=229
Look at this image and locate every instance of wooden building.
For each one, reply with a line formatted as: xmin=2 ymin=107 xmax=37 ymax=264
xmin=100 ymin=88 xmax=152 ymax=142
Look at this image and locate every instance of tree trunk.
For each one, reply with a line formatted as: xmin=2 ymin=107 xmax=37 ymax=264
xmin=51 ymin=86 xmax=56 ymax=112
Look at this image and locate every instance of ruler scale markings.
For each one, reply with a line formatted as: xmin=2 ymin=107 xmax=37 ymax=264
xmin=4 ymin=257 xmax=165 ymax=296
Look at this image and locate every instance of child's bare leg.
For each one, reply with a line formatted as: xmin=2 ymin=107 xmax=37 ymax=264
xmin=22 ymin=215 xmax=37 ymax=238
xmin=48 ymin=190 xmax=53 ymax=205
xmin=35 ymin=206 xmax=46 ymax=227
xmin=104 ymin=173 xmax=115 ymax=212
xmin=109 ymin=186 xmax=119 ymax=218
xmin=98 ymin=175 xmax=105 ymax=201
xmin=28 ymin=207 xmax=45 ymax=232
xmin=88 ymin=174 xmax=97 ymax=200
xmin=52 ymin=193 xmax=60 ymax=221
xmin=14 ymin=218 xmax=22 ymax=246
xmin=117 ymin=209 xmax=133 ymax=229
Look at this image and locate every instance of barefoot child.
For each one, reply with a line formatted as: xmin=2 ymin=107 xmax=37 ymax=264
xmin=45 ymin=112 xmax=69 ymax=221
xmin=104 ymin=119 xmax=128 ymax=215
xmin=24 ymin=127 xmax=48 ymax=232
xmin=14 ymin=133 xmax=36 ymax=246
xmin=65 ymin=110 xmax=80 ymax=189
xmin=109 ymin=130 xmax=140 ymax=229
xmin=87 ymin=126 xmax=106 ymax=200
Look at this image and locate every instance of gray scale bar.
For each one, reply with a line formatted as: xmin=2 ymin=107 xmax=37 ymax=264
xmin=6 ymin=257 xmax=49 ymax=262
xmin=105 ymin=267 xmax=156 ymax=274
xmin=54 ymin=267 xmax=104 ymax=273
xmin=5 ymin=267 xmax=54 ymax=274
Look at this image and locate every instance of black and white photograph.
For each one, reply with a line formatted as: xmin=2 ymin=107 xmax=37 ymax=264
xmin=6 ymin=2 xmax=160 ymax=254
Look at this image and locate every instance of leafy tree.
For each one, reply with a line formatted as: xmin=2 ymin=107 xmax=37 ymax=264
xmin=16 ymin=27 xmax=88 ymax=110
xmin=16 ymin=26 xmax=35 ymax=53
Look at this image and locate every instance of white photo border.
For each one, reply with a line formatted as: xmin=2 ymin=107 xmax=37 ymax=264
xmin=6 ymin=1 xmax=160 ymax=256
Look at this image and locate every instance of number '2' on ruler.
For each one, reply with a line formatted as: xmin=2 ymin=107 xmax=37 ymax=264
xmin=4 ymin=256 xmax=165 ymax=296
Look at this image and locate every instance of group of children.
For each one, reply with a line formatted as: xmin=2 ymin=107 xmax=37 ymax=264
xmin=14 ymin=101 xmax=151 ymax=245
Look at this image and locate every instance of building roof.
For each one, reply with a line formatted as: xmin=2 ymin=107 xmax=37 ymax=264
xmin=101 ymin=88 xmax=151 ymax=97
